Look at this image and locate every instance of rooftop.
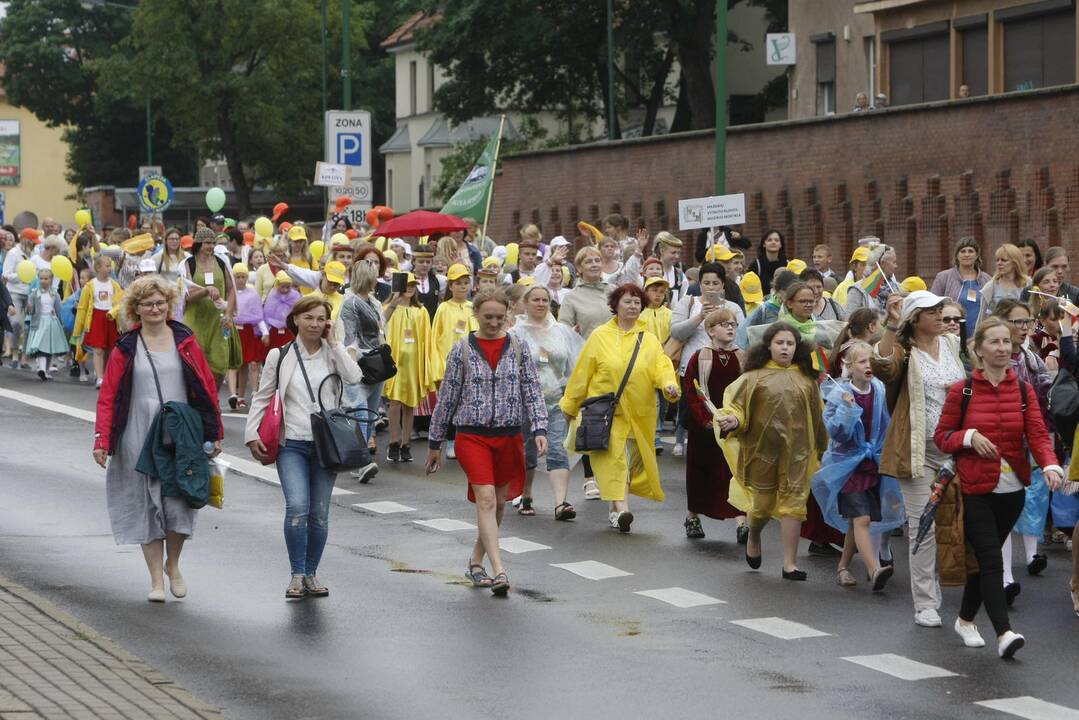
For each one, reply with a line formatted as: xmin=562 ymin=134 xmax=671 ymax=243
xmin=380 ymin=11 xmax=441 ymax=50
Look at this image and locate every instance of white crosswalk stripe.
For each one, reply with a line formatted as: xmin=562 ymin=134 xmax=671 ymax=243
xmin=975 ymin=697 xmax=1079 ymax=720
xmin=351 ymin=501 xmax=416 ymax=514
xmin=498 ymin=537 xmax=552 ymax=554
xmin=550 ymin=560 xmax=633 ymax=580
xmin=634 ymin=587 xmax=724 ymax=608
xmin=842 ymin=654 xmax=958 ymax=681
xmin=413 ymin=518 xmax=477 ymax=532
xmin=729 ymin=617 xmax=831 ymax=640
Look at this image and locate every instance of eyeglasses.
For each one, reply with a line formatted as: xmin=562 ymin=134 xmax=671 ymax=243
xmin=714 ymin=321 xmax=738 ymax=329
xmin=794 ymin=299 xmax=815 ymax=306
xmin=941 ymin=315 xmax=963 ymax=324
xmin=1008 ymin=318 xmax=1035 ymax=328
xmin=138 ymin=301 xmax=167 ymax=310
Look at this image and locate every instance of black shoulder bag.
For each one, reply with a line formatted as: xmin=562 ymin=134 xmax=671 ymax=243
xmin=575 ymin=334 xmax=643 ymax=452
xmin=293 ymin=343 xmax=377 ymax=472
xmin=353 ymin=297 xmax=397 ymax=385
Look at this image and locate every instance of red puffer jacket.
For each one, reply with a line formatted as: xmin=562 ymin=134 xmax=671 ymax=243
xmin=94 ymin=321 xmax=222 ymax=453
xmin=934 ymin=369 xmax=1058 ymax=495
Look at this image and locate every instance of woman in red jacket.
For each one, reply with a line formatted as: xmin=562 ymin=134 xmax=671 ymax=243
xmin=93 ymin=276 xmax=223 ymax=603
xmin=934 ymin=316 xmax=1063 ymax=659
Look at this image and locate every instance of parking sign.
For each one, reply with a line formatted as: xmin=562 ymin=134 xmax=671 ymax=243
xmin=325 ymin=110 xmax=372 ymax=179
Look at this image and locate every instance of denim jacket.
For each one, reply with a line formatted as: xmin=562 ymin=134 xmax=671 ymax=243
xmin=428 ymin=333 xmax=548 ymax=449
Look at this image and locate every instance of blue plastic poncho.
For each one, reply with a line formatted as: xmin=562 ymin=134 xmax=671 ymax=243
xmin=811 ymin=378 xmax=906 ymax=533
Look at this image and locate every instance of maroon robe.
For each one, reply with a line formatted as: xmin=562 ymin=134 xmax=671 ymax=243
xmin=682 ymin=347 xmax=742 ymax=519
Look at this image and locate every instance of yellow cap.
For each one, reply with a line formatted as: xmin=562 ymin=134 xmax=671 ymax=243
xmin=706 ymin=245 xmax=736 ymax=262
xmin=477 ymin=264 xmax=500 ymax=277
xmin=740 ymin=271 xmax=764 ymax=303
xmin=287 ymin=225 xmax=308 ymax=242
xmin=787 ymin=258 xmax=807 ymax=275
xmin=900 ymin=275 xmax=927 ymax=293
xmin=324 ymin=261 xmax=347 ymax=285
xmin=447 ymin=263 xmax=471 ymax=281
xmin=482 ymin=255 xmax=502 ymax=269
xmin=383 ymin=249 xmax=398 ymax=265
xmin=644 ymin=276 xmax=670 ymax=290
xmin=274 ymin=270 xmax=293 ymax=285
xmin=516 ymin=275 xmax=536 ymax=287
xmin=405 ymin=272 xmax=417 ymax=285
xmin=232 ymin=263 xmax=249 ymax=275
xmin=850 ymin=247 xmax=870 ymax=263
xmin=330 ymin=232 xmax=351 ymax=250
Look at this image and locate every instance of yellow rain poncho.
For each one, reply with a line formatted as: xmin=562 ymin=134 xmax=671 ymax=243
xmin=640 ymin=305 xmax=672 ymax=344
xmin=715 ymin=361 xmax=827 ymax=527
xmin=384 ymin=304 xmax=433 ymax=407
xmin=428 ymin=299 xmax=476 ymax=383
xmin=561 ymin=319 xmax=679 ymax=502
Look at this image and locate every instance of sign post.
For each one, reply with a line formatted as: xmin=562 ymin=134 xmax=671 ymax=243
xmin=136 ymin=173 xmax=174 ymax=215
xmin=324 ymin=110 xmax=373 ymax=223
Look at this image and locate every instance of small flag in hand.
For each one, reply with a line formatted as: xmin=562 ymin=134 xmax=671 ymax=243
xmin=811 ymin=346 xmax=830 ymax=374
xmin=858 ymin=268 xmax=885 ymax=298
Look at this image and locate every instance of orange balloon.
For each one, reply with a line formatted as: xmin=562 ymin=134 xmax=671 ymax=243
xmin=376 ymin=205 xmax=394 ymax=221
xmin=127 ymin=213 xmax=137 ymax=230
xmin=345 ymin=229 xmax=359 ymax=240
xmin=365 ymin=209 xmax=380 ymax=227
xmin=279 ymin=222 xmax=293 ymax=234
xmin=271 ymin=202 xmax=289 ymax=222
xmin=243 ymin=231 xmax=255 ymax=246
xmin=180 ymin=234 xmax=194 ymax=249
xmin=334 ymin=196 xmax=351 ymax=212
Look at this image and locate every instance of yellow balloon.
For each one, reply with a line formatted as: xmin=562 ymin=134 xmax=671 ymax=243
xmin=309 ymin=240 xmax=326 ymax=265
xmin=74 ymin=209 xmax=92 ymax=229
xmin=254 ymin=216 xmax=273 ymax=238
xmin=16 ymin=260 xmax=36 ymax=284
xmin=505 ymin=242 xmax=519 ymax=267
xmin=51 ymin=255 xmax=74 ymax=283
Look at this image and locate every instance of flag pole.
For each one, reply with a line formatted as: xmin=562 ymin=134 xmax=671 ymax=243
xmin=479 ymin=114 xmax=506 ymax=247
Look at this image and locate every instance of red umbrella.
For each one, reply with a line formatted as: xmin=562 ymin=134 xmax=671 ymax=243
xmin=371 ymin=210 xmax=468 ymax=238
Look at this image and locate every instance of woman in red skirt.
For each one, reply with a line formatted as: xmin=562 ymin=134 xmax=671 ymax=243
xmin=73 ymin=255 xmax=123 ymax=389
xmin=425 ymin=289 xmax=549 ymax=596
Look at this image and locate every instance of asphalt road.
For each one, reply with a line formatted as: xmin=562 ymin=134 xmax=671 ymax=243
xmin=1 ymin=366 xmax=1078 ymax=720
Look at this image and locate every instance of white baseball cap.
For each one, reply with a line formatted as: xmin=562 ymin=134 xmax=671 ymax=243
xmin=549 ymin=235 xmax=571 ymax=247
xmin=900 ymin=290 xmax=946 ymax=325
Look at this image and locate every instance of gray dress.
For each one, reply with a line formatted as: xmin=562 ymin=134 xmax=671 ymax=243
xmin=106 ymin=344 xmax=198 ymax=544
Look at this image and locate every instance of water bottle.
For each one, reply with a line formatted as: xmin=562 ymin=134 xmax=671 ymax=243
xmin=203 ymin=441 xmax=215 ymax=455
xmin=222 ymin=323 xmax=231 ymax=340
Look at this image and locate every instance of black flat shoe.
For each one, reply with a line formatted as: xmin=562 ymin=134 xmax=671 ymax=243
xmin=1005 ymin=582 xmax=1021 ymax=607
xmin=782 ymin=569 xmax=807 ymax=581
xmin=736 ymin=524 xmax=749 ymax=545
xmin=684 ymin=516 xmax=705 ymax=539
xmin=879 ymin=555 xmax=895 ymax=568
xmin=387 ymin=442 xmax=400 ymax=462
xmin=745 ymin=550 xmax=762 ymax=570
xmin=1027 ymin=554 xmax=1047 ymax=576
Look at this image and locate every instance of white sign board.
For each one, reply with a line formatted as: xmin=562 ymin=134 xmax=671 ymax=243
xmin=138 ymin=165 xmax=162 ymax=181
xmin=329 ymin=179 xmax=374 ymax=226
xmin=766 ymin=33 xmax=796 ymax=66
xmin=678 ymin=193 xmax=746 ymax=231
xmin=314 ymin=161 xmax=352 ymax=187
xmin=324 ymin=110 xmax=372 ymax=179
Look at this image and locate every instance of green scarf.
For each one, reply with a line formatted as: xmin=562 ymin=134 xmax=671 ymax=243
xmin=778 ymin=306 xmax=816 ymax=341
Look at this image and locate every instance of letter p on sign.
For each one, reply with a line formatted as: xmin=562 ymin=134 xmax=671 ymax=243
xmin=337 ymin=133 xmax=363 ymax=166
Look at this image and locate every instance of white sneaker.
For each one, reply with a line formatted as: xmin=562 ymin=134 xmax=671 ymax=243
xmin=349 ymin=462 xmax=378 ymax=483
xmin=80 ymin=371 xmax=91 ymax=383
xmin=445 ymin=440 xmax=456 ymax=459
xmin=954 ymin=618 xmax=985 ymax=647
xmin=583 ymin=479 xmax=601 ymax=500
xmin=914 ymin=608 xmax=943 ymax=627
xmin=998 ymin=630 xmax=1025 ymax=658
xmin=672 ymin=443 xmax=684 ymax=457
xmin=608 ymin=511 xmax=620 ymax=529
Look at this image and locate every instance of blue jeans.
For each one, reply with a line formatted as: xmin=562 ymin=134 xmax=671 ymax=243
xmin=524 ymin=399 xmax=570 ymax=472
xmin=277 ymin=440 xmax=336 ymax=576
xmin=344 ymin=380 xmax=384 ymax=442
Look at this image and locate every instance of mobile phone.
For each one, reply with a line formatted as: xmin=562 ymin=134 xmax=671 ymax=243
xmin=391 ymin=271 xmax=409 ymax=293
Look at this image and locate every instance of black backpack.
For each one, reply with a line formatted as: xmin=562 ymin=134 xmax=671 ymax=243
xmin=1049 ymin=369 xmax=1079 ymax=450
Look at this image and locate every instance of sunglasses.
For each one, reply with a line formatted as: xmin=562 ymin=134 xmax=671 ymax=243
xmin=942 ymin=315 xmax=963 ymax=324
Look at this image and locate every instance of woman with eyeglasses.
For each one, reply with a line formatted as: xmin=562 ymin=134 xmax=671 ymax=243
xmin=681 ymin=308 xmax=747 ymax=541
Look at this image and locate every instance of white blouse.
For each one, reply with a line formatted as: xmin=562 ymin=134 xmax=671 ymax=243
xmin=913 ymin=337 xmax=965 ymax=441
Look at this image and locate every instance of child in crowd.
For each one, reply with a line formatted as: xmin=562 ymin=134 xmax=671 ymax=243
xmin=74 ymin=255 xmax=123 ymax=389
xmin=262 ymin=271 xmax=301 ymax=351
xmin=227 ymin=263 xmax=266 ymax=409
xmin=382 ymin=274 xmax=433 ymax=463
xmin=25 ymin=269 xmax=69 ymax=381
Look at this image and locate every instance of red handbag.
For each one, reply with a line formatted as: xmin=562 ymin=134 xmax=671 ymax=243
xmin=256 ymin=345 xmax=288 ymax=465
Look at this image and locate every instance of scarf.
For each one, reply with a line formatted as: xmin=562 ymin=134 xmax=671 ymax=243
xmin=778 ymin=307 xmax=816 ymax=341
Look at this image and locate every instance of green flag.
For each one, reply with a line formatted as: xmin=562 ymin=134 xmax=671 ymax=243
xmin=439 ymin=132 xmax=499 ymax=221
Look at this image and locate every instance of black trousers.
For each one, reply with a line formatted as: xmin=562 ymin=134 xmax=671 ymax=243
xmin=959 ymin=489 xmax=1026 ymax=635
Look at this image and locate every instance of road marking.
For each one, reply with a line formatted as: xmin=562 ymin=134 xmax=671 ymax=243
xmin=634 ymin=587 xmax=724 ymax=608
xmin=413 ymin=518 xmax=477 ymax=532
xmin=331 ymin=488 xmax=356 ymax=496
xmin=842 ymin=654 xmax=957 ymax=681
xmin=550 ymin=561 xmax=633 ymax=580
xmin=499 ymin=537 xmax=551 ymax=554
xmin=0 ymin=387 xmax=95 ymax=422
xmin=352 ymin=501 xmax=416 ymax=514
xmin=975 ymin=697 xmax=1079 ymax=720
xmin=729 ymin=617 xmax=831 ymax=640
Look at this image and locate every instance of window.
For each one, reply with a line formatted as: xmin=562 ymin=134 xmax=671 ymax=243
xmin=1002 ymin=6 xmax=1076 ymax=91
xmin=884 ymin=22 xmax=949 ymax=106
xmin=387 ymin=169 xmax=394 ymax=207
xmin=812 ymin=33 xmax=836 ymax=116
xmin=960 ymin=25 xmax=988 ymax=96
xmin=865 ymin=36 xmax=877 ymax=100
xmin=427 ymin=62 xmax=435 ymax=112
xmin=409 ymin=60 xmax=417 ymax=115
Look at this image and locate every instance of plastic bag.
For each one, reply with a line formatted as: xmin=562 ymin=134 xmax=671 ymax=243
xmin=1014 ymin=466 xmax=1050 ymax=536
xmin=208 ymin=458 xmax=229 ymax=509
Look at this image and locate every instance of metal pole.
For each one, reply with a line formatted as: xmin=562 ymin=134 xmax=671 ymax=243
xmin=321 ymin=0 xmax=328 ymax=118
xmin=341 ymin=0 xmax=351 ymax=111
xmin=606 ymin=0 xmax=616 ymax=140
xmin=714 ymin=0 xmax=728 ymax=194
xmin=145 ymin=95 xmax=152 ymax=165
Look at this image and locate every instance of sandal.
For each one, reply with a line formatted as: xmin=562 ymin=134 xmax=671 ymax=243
xmin=835 ymin=568 xmax=857 ymax=587
xmin=285 ymin=575 xmax=305 ymax=599
xmin=237 ymin=398 xmax=248 ymax=409
xmin=517 ymin=497 xmax=536 ymax=516
xmin=467 ymin=563 xmax=493 ymax=588
xmin=554 ymin=502 xmax=576 ymax=521
xmin=582 ymin=479 xmax=600 ymax=500
xmin=490 ymin=572 xmax=510 ymax=596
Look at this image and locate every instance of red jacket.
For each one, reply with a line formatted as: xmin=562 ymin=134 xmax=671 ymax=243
xmin=934 ymin=369 xmax=1058 ymax=495
xmin=94 ymin=321 xmax=223 ymax=453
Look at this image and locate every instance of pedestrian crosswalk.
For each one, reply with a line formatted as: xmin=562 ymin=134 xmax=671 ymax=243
xmin=413 ymin=518 xmax=476 ymax=532
xmin=842 ymin=653 xmax=958 ymax=681
xmin=352 ymin=501 xmax=416 ymax=514
xmin=729 ymin=617 xmax=831 ymax=640
xmin=550 ymin=560 xmax=633 ymax=580
xmin=498 ymin=537 xmax=551 ymax=554
xmin=634 ymin=587 xmax=724 ymax=608
xmin=975 ymin=696 xmax=1079 ymax=720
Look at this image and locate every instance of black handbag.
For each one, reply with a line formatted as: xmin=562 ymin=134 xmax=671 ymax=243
xmin=574 ymin=334 xmax=643 ymax=452
xmin=294 ymin=344 xmax=377 ymax=472
xmin=1049 ymin=367 xmax=1079 ymax=450
xmin=357 ymin=343 xmax=397 ymax=385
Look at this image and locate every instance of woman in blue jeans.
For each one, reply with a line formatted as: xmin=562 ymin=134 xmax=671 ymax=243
xmin=245 ymin=295 xmax=363 ymax=599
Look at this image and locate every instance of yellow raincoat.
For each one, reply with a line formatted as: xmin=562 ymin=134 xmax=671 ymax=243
xmin=833 ymin=276 xmax=855 ymax=306
xmin=715 ymin=361 xmax=827 ymax=527
xmin=428 ymin=299 xmax=476 ymax=383
xmin=640 ymin=305 xmax=672 ymax=344
xmin=561 ymin=318 xmax=679 ymax=502
xmin=384 ymin=304 xmax=433 ymax=407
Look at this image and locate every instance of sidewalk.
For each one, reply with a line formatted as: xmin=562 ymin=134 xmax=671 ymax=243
xmin=0 ymin=576 xmax=222 ymax=720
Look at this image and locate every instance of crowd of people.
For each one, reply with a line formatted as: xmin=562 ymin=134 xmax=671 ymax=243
xmin=4 ymin=207 xmax=1079 ymax=659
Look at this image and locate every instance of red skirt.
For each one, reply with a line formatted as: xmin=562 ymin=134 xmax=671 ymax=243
xmin=456 ymin=432 xmax=525 ymax=504
xmin=83 ymin=308 xmax=119 ymax=350
xmin=236 ymin=323 xmax=265 ymax=364
xmin=265 ymin=326 xmax=294 ymax=350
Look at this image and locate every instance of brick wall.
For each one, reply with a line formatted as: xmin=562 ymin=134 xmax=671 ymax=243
xmin=487 ymin=86 xmax=1079 ymax=281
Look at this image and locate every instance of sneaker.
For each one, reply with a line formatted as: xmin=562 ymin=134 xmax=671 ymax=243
xmin=1027 ymin=553 xmax=1048 ymax=576
xmin=228 ymin=395 xmax=238 ymax=410
xmin=350 ymin=462 xmax=378 ymax=484
xmin=914 ymin=608 xmax=943 ymax=628
xmin=69 ymin=364 xmax=81 ymax=378
xmin=870 ymin=565 xmax=894 ymax=592
xmin=583 ymin=479 xmax=601 ymax=500
xmin=1005 ymin=582 xmax=1021 ymax=607
xmin=954 ymin=618 xmax=986 ymax=648
xmin=617 ymin=511 xmax=634 ymax=533
xmin=80 ymin=371 xmax=91 ymax=383
xmin=400 ymin=444 xmax=413 ymax=463
xmin=997 ymin=630 xmax=1025 ymax=659
xmin=387 ymin=442 xmax=400 ymax=462
xmin=672 ymin=443 xmax=684 ymax=457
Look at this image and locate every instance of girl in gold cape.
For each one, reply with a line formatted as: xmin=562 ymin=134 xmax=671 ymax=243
xmin=384 ymin=275 xmax=434 ymax=461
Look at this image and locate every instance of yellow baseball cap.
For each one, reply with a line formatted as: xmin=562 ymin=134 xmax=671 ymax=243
xmin=330 ymin=232 xmax=351 ymax=251
xmin=482 ymin=255 xmax=502 ymax=269
xmin=740 ymin=271 xmax=764 ymax=303
xmin=287 ymin=225 xmax=308 ymax=242
xmin=405 ymin=272 xmax=417 ymax=285
xmin=644 ymin=276 xmax=670 ymax=290
xmin=850 ymin=247 xmax=870 ymax=263
xmin=383 ymin=249 xmax=398 ymax=266
xmin=787 ymin=258 xmax=807 ymax=275
xmin=706 ymin=245 xmax=736 ymax=262
xmin=324 ymin=261 xmax=347 ymax=285
xmin=447 ymin=263 xmax=471 ymax=281
xmin=232 ymin=263 xmax=250 ymax=275
xmin=274 ymin=270 xmax=293 ymax=285
xmin=516 ymin=275 xmax=536 ymax=287
xmin=900 ymin=276 xmax=927 ymax=293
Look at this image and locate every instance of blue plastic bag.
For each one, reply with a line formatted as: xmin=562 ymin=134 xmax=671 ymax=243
xmin=60 ymin=291 xmax=78 ymax=335
xmin=1014 ymin=466 xmax=1050 ymax=536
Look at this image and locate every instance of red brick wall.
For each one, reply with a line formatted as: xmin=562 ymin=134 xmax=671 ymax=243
xmin=488 ymin=86 xmax=1079 ymax=281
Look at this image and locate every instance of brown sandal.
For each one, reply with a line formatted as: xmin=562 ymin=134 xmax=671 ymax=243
xmin=517 ymin=497 xmax=536 ymax=516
